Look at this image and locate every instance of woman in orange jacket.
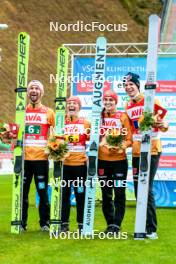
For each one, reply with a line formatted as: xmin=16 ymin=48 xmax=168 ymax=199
xmin=98 ymin=90 xmax=132 ymax=235
xmin=61 ymin=96 xmax=90 ymax=233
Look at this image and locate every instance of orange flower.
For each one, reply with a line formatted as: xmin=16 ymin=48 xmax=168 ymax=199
xmin=49 ymin=140 xmax=61 ymax=151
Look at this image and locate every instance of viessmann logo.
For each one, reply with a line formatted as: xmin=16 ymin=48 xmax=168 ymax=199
xmin=162 ymin=143 xmax=176 ymax=148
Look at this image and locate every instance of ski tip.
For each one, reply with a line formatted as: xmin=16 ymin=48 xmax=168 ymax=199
xmin=149 ymin=14 xmax=160 ymax=22
xmin=96 ymin=36 xmax=107 ymax=45
xmin=57 ymin=46 xmax=69 ymax=54
xmin=18 ymin=31 xmax=29 ymax=36
xmin=58 ymin=45 xmax=67 ymax=50
xmin=18 ymin=32 xmax=30 ymax=41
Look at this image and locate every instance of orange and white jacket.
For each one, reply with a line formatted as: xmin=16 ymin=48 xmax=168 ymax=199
xmin=63 ymin=116 xmax=90 ymax=166
xmin=24 ymin=104 xmax=55 ymax=160
xmin=125 ymin=93 xmax=168 ymax=157
xmin=98 ymin=111 xmax=132 ymax=161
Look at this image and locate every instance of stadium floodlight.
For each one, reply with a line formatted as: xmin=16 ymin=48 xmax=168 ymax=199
xmin=0 ymin=24 xmax=8 ymax=29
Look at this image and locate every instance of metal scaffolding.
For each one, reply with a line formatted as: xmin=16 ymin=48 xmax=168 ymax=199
xmin=64 ymin=42 xmax=176 ymax=56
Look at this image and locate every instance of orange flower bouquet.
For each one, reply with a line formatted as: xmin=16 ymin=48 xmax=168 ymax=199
xmin=45 ymin=127 xmax=69 ymax=161
xmin=100 ymin=128 xmax=125 ymax=153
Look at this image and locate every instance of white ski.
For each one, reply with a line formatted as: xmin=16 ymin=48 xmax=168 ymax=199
xmin=134 ymin=15 xmax=161 ymax=239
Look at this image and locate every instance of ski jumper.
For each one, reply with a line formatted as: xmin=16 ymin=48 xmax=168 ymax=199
xmin=125 ymin=93 xmax=168 ymax=233
xmin=22 ymin=104 xmax=55 ymax=228
xmin=61 ymin=116 xmax=90 ymax=228
xmin=98 ymin=111 xmax=132 ymax=229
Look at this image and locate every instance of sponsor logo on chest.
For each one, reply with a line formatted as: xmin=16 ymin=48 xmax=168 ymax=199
xmin=65 ymin=124 xmax=84 ymax=134
xmin=101 ymin=118 xmax=122 ymax=128
xmin=26 ymin=113 xmax=48 ymax=124
xmin=127 ymin=106 xmax=144 ymax=119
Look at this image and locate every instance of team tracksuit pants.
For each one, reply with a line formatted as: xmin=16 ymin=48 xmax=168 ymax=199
xmin=22 ymin=160 xmax=50 ymax=228
xmin=98 ymin=159 xmax=128 ymax=229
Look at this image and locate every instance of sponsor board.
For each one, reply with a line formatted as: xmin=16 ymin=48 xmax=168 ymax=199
xmin=162 ymin=141 xmax=176 ymax=153
xmin=0 ymin=152 xmax=13 ymax=160
xmin=78 ymin=95 xmax=92 ymax=108
xmin=79 ymin=94 xmax=129 ymax=109
xmin=160 ymin=126 xmax=176 ymax=139
xmin=163 ymin=111 xmax=176 ymax=123
xmin=155 ymin=170 xmax=176 ymax=180
xmin=155 ymin=95 xmax=176 ymax=109
xmin=156 ymin=81 xmax=176 ymax=93
xmin=77 ymin=81 xmax=110 ymax=93
xmin=159 ymin=156 xmax=176 ymax=168
xmin=79 ymin=109 xmax=92 ymax=120
xmin=113 ymin=81 xmax=125 ymax=94
xmin=113 ymin=80 xmax=145 ymax=94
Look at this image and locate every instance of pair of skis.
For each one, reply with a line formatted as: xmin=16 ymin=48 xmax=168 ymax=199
xmin=11 ymin=32 xmax=69 ymax=234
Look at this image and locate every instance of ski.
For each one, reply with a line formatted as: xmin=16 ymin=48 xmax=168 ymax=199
xmin=50 ymin=46 xmax=69 ymax=236
xmin=134 ymin=15 xmax=161 ymax=239
xmin=11 ymin=32 xmax=30 ymax=234
xmin=82 ymin=37 xmax=107 ymax=236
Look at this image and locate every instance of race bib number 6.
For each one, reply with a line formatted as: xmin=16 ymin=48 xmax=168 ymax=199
xmin=65 ymin=135 xmax=79 ymax=143
xmin=25 ymin=125 xmax=41 ymax=134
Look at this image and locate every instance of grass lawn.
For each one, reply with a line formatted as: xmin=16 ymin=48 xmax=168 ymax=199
xmin=0 ymin=175 xmax=175 ymax=264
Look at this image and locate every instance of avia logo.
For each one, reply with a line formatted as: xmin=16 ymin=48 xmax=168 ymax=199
xmin=65 ymin=125 xmax=79 ymax=133
xmin=131 ymin=108 xmax=143 ymax=117
xmin=104 ymin=120 xmax=116 ymax=126
xmin=26 ymin=114 xmax=42 ymax=122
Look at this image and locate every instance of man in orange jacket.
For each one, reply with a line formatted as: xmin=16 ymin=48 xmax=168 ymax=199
xmin=123 ymin=72 xmax=168 ymax=239
xmin=22 ymin=80 xmax=55 ymax=231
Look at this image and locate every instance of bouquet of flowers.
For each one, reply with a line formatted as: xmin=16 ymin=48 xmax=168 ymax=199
xmin=100 ymin=129 xmax=125 ymax=153
xmin=0 ymin=122 xmax=18 ymax=144
xmin=45 ymin=127 xmax=69 ymax=161
xmin=139 ymin=111 xmax=162 ymax=132
xmin=139 ymin=103 xmax=168 ymax=132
